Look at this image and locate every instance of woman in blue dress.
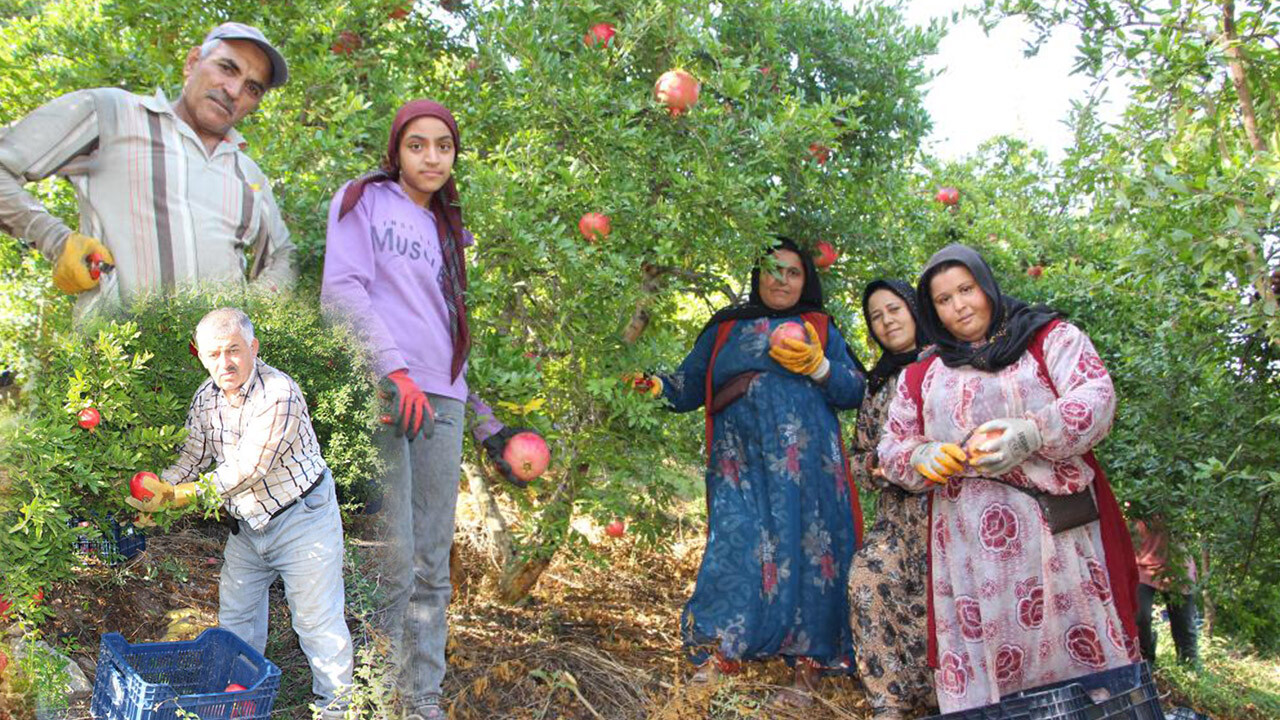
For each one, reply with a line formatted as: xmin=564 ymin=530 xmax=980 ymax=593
xmin=633 ymin=238 xmax=866 ymax=707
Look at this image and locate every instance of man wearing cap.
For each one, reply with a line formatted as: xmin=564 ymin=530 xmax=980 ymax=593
xmin=0 ymin=22 xmax=295 ymax=310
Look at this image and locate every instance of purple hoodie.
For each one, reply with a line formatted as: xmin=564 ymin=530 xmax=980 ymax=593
xmin=321 ymin=180 xmax=471 ymax=401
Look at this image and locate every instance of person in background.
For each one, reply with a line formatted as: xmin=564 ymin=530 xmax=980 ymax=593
xmin=126 ymin=307 xmax=353 ymax=718
xmin=878 ymin=243 xmax=1140 ymax=713
xmin=320 ymin=98 xmax=539 ymax=720
xmin=1133 ymin=516 xmax=1199 ymax=666
xmin=629 ymin=237 xmax=865 ymax=709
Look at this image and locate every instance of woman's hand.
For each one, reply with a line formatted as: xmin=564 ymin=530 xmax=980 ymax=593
xmin=968 ymin=418 xmax=1042 ymax=475
xmin=380 ymin=369 xmax=435 ymax=440
xmin=768 ymin=321 xmax=830 ymax=380
xmin=622 ymin=372 xmax=663 ymax=397
xmin=910 ymin=442 xmax=967 ymax=484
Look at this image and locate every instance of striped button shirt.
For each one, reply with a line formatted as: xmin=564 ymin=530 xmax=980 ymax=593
xmin=162 ymin=358 xmax=328 ymax=531
xmin=0 ymin=87 xmax=295 ymax=309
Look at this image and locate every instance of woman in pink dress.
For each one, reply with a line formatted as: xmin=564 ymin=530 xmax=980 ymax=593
xmin=877 ymin=244 xmax=1140 ymax=712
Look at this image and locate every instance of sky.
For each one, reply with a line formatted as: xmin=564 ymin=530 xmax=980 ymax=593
xmin=893 ymin=1 xmax=1127 ymax=162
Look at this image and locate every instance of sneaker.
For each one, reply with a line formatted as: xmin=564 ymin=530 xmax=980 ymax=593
xmin=406 ymin=696 xmax=446 ymax=720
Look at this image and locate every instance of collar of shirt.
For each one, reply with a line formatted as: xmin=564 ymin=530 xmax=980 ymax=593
xmin=142 ymin=88 xmax=249 ymax=159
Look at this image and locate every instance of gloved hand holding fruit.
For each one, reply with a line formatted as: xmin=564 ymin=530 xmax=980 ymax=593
xmin=379 ymin=369 xmax=435 ymax=441
xmin=622 ymin=372 xmax=663 ymax=398
xmin=481 ymin=426 xmax=550 ymax=488
xmin=767 ymin=320 xmax=830 ymax=381
xmin=966 ymin=418 xmax=1042 ymax=476
xmin=911 ymin=442 xmax=967 ymax=484
xmin=124 ymin=471 xmax=199 ymax=514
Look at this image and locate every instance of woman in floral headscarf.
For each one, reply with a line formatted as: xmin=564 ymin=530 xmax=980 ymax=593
xmin=846 ymin=279 xmax=934 ymax=720
xmin=877 ymin=244 xmax=1139 ymax=713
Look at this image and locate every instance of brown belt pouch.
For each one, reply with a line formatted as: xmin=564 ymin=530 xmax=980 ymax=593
xmin=989 ymin=478 xmax=1098 ymax=534
xmin=708 ymin=372 xmax=759 ymax=416
xmin=1032 ymin=488 xmax=1100 ymax=533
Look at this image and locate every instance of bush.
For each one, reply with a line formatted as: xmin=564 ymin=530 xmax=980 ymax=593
xmin=0 ymin=287 xmax=381 ymax=612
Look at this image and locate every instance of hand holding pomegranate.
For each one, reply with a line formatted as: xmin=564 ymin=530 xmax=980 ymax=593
xmin=767 ymin=320 xmax=829 ymax=380
xmin=124 ymin=471 xmax=199 ymax=513
xmin=966 ymin=418 xmax=1042 ymax=476
xmin=910 ymin=442 xmax=967 ymax=485
xmin=481 ymin=426 xmax=549 ymax=488
xmin=622 ymin=372 xmax=663 ymax=398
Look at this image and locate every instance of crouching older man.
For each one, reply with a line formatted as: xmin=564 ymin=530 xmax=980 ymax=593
xmin=127 ymin=307 xmax=353 ymax=716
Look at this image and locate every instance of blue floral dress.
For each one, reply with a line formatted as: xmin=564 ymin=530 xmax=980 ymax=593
xmin=660 ymin=316 xmax=866 ymax=668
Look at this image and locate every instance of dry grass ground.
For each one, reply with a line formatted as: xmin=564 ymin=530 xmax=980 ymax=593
xmin=3 ymin=484 xmax=1264 ymax=720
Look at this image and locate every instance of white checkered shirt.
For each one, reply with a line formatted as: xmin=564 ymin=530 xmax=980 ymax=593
xmin=162 ymin=358 xmax=328 ymax=530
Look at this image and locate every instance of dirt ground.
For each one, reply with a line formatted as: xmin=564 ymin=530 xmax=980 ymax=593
xmin=1 ymin=482 xmax=1227 ymax=720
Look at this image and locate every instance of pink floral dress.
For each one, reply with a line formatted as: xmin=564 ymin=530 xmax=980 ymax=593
xmin=877 ymin=321 xmax=1139 ymax=712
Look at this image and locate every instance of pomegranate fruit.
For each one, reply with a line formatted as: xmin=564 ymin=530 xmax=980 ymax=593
xmin=578 ymin=212 xmax=611 ymax=242
xmin=78 ymin=407 xmax=101 ymax=430
xmin=654 ymin=70 xmax=699 ymax=116
xmin=502 ymin=432 xmax=550 ymax=483
xmin=130 ymin=471 xmax=159 ymax=502
xmin=769 ymin=322 xmax=808 ymax=351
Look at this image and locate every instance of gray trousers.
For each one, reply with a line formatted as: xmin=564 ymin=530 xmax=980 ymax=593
xmin=219 ymin=471 xmax=354 ymax=711
xmin=380 ymin=394 xmax=464 ymax=707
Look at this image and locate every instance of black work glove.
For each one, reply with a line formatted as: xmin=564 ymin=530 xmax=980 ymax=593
xmin=481 ymin=426 xmax=530 ymax=489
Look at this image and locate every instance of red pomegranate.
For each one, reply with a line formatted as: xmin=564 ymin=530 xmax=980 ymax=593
xmin=605 ymin=520 xmax=626 ymax=538
xmin=935 ymin=186 xmax=960 ymax=206
xmin=578 ymin=212 xmax=611 ymax=242
xmin=769 ymin=322 xmax=808 ymax=351
xmin=583 ymin=22 xmax=615 ymax=48
xmin=502 ymin=432 xmax=550 ymax=483
xmin=130 ymin=471 xmax=158 ymax=502
xmin=78 ymin=407 xmax=101 ymax=430
xmin=224 ymin=684 xmax=255 ymax=718
xmin=813 ymin=241 xmax=838 ymax=269
xmin=654 ymin=70 xmax=699 ymax=116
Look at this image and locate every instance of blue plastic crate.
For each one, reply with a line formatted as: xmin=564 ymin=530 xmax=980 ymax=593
xmin=925 ymin=662 xmax=1163 ymax=720
xmin=70 ymin=516 xmax=146 ymax=566
xmin=91 ymin=628 xmax=280 ymax=720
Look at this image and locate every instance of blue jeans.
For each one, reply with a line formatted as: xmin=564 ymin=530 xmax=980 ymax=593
xmin=219 ymin=471 xmax=354 ymax=712
xmin=380 ymin=395 xmax=464 ymax=707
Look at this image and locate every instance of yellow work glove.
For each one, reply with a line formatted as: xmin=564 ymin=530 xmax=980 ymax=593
xmin=622 ymin=372 xmax=663 ymax=398
xmin=124 ymin=473 xmax=200 ymax=513
xmin=768 ymin=320 xmax=829 ymax=378
xmin=53 ymin=232 xmax=114 ymax=294
xmin=910 ymin=442 xmax=968 ymax=485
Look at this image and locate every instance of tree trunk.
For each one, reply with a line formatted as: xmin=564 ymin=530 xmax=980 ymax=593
xmin=1221 ymin=1 xmax=1267 ymax=153
xmin=462 ymin=461 xmax=514 ymax=568
xmin=620 ymin=264 xmax=665 ymax=344
xmin=463 ymin=457 xmax=585 ymax=604
xmin=1199 ymin=544 xmax=1215 ymax=637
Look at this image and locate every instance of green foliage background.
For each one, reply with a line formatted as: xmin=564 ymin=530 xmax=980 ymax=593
xmin=0 ymin=0 xmax=1277 ymax=658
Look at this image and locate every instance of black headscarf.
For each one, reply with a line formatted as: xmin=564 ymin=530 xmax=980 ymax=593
xmin=916 ymin=243 xmax=1059 ymax=371
xmin=699 ymin=237 xmax=865 ymax=372
xmin=862 ymin=279 xmax=925 ymax=394
xmin=700 ymin=237 xmax=826 ymax=334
